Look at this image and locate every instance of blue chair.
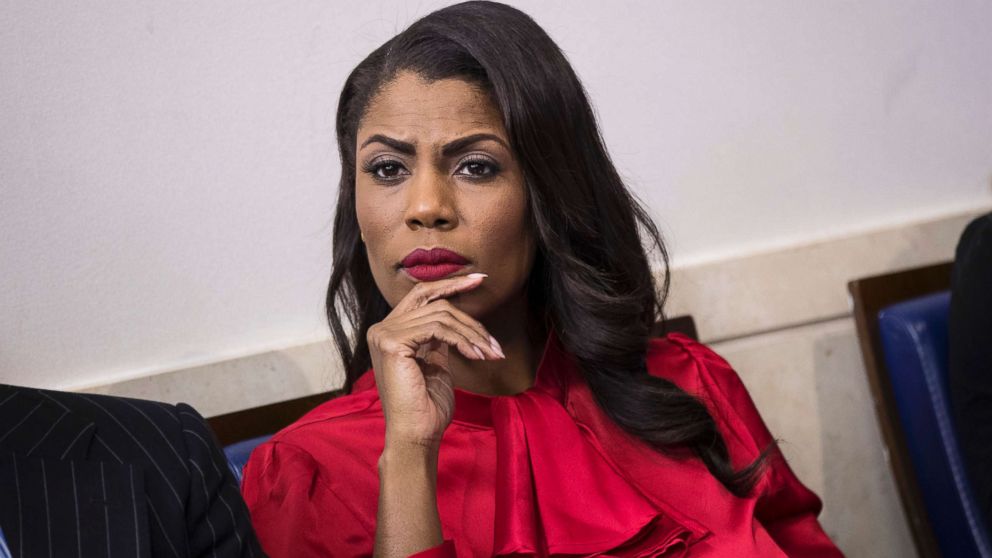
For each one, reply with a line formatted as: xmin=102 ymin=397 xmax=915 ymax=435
xmin=878 ymin=291 xmax=991 ymax=557
xmin=224 ymin=435 xmax=272 ymax=485
xmin=0 ymin=525 xmax=11 ymax=558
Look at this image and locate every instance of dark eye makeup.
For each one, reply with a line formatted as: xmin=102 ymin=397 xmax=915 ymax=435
xmin=455 ymin=156 xmax=502 ymax=178
xmin=360 ymin=158 xmax=408 ymax=181
xmin=359 ymin=155 xmax=502 ymax=183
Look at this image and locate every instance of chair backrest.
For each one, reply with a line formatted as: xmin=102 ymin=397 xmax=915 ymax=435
xmin=878 ymin=292 xmax=991 ymax=557
xmin=223 ymin=434 xmax=273 ymax=485
xmin=652 ymin=314 xmax=698 ymax=340
xmin=849 ymin=261 xmax=992 ymax=557
xmin=210 ymin=390 xmax=341 ymax=447
xmin=0 ymin=525 xmax=11 ymax=558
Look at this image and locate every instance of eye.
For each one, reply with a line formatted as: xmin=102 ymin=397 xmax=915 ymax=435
xmin=455 ymin=157 xmax=501 ymax=178
xmin=361 ymin=158 xmax=409 ymax=182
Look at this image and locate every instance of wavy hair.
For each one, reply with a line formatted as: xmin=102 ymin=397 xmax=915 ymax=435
xmin=326 ymin=0 xmax=767 ymax=496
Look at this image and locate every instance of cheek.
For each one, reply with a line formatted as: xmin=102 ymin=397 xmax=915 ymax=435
xmin=355 ymin=186 xmax=403 ymax=304
xmin=355 ymin=187 xmax=395 ymax=253
xmin=354 ymin=186 xmax=376 ymax=235
xmin=475 ymin=191 xmax=535 ymax=283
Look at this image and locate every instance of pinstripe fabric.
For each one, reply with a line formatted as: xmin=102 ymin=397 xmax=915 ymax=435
xmin=0 ymin=384 xmax=263 ymax=558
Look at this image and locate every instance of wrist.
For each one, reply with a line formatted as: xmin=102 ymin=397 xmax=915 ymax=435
xmin=379 ymin=441 xmax=440 ymax=473
xmin=376 ymin=439 xmax=444 ymax=557
xmin=384 ymin=428 xmax=443 ymax=454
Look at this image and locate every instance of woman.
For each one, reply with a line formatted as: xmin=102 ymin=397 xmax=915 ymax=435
xmin=241 ymin=2 xmax=843 ymax=556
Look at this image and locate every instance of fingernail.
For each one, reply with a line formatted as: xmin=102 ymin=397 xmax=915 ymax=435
xmin=473 ymin=345 xmax=487 ymax=360
xmin=467 ymin=273 xmax=488 ymax=280
xmin=489 ymin=335 xmax=505 ymax=358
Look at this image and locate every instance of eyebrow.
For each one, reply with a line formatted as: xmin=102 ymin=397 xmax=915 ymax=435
xmin=359 ymin=133 xmax=510 ymax=156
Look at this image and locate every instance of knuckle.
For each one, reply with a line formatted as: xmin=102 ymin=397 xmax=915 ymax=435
xmin=427 ymin=321 xmax=452 ymax=339
xmin=411 ymin=282 xmax=431 ymax=298
xmin=380 ymin=338 xmax=400 ymax=353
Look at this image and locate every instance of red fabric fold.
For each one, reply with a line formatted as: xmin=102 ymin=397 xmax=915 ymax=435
xmin=490 ymin=388 xmax=697 ymax=556
xmin=410 ymin=540 xmax=457 ymax=558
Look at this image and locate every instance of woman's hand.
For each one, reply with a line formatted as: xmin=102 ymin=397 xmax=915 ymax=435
xmin=367 ymin=272 xmax=504 ymax=451
xmin=371 ymin=273 xmax=504 ymax=556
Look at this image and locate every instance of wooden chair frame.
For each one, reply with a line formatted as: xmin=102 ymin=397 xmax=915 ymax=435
xmin=848 ymin=261 xmax=953 ymax=558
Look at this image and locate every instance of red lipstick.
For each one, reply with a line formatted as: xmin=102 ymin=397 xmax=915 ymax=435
xmin=401 ymin=248 xmax=470 ymax=281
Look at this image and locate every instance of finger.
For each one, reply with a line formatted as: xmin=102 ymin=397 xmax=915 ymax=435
xmin=397 ymin=321 xmax=489 ymax=363
xmin=415 ymin=338 xmax=449 ymax=362
xmin=398 ymin=306 xmax=505 ymax=360
xmin=429 ymin=300 xmax=505 ymax=358
xmin=418 ymin=339 xmax=450 ymax=370
xmin=394 ymin=272 xmax=488 ymax=314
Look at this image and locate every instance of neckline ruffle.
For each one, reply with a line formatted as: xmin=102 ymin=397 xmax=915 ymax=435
xmin=361 ymin=331 xmax=705 ymax=556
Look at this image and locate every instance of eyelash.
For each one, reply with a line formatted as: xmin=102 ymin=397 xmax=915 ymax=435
xmin=360 ymin=157 xmax=502 ymax=183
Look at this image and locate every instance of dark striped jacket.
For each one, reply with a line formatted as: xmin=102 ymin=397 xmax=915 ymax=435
xmin=0 ymin=384 xmax=264 ymax=558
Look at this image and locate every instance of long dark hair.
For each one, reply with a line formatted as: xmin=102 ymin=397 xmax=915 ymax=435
xmin=326 ymin=0 xmax=766 ymax=497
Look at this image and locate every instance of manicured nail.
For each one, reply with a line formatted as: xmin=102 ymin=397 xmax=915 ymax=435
xmin=467 ymin=273 xmax=488 ymax=280
xmin=473 ymin=345 xmax=487 ymax=360
xmin=489 ymin=335 xmax=505 ymax=358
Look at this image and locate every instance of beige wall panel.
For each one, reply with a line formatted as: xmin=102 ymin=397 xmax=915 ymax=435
xmin=80 ymin=340 xmax=343 ymax=418
xmin=666 ymin=208 xmax=984 ymax=342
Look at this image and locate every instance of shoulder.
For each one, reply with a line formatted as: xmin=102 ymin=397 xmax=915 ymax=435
xmin=34 ymin=388 xmax=233 ymax=474
xmin=29 ymin=385 xmax=184 ymax=422
xmin=959 ymin=211 xmax=992 ymax=248
xmin=644 ymin=334 xmax=769 ymax=461
xmin=1 ymin=385 xmax=213 ymax=491
xmin=85 ymin=393 xmax=231 ymax=477
xmin=241 ymin=383 xmax=383 ymax=539
xmin=954 ymin=211 xmax=992 ymax=275
xmin=245 ymin=380 xmax=385 ymax=484
xmin=22 ymin=386 xmax=190 ymax=447
xmin=644 ymin=333 xmax=748 ymax=402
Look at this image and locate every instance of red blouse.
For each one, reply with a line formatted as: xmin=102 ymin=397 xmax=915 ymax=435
xmin=241 ymin=333 xmax=843 ymax=557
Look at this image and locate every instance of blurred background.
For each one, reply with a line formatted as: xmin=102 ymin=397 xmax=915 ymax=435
xmin=2 ymin=2 xmax=991 ymax=555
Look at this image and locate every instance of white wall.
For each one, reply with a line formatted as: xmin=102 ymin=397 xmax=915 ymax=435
xmin=2 ymin=0 xmax=991 ymax=390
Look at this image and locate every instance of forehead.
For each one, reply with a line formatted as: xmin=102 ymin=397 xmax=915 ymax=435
xmin=358 ymin=71 xmax=506 ymax=143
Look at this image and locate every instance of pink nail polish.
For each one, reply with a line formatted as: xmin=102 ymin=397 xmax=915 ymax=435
xmin=489 ymin=336 xmax=505 ymax=358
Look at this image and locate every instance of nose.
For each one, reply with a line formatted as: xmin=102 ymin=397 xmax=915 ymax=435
xmin=404 ymin=170 xmax=458 ymax=231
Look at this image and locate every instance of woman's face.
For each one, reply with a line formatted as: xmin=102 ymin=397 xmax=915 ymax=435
xmin=354 ymin=71 xmax=536 ymax=320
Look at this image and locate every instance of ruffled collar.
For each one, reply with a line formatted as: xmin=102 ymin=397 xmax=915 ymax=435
xmin=361 ymin=331 xmax=705 ymax=556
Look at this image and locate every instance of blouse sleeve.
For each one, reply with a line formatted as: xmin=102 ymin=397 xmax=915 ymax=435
xmin=241 ymin=441 xmax=458 ymax=558
xmin=241 ymin=440 xmax=373 ymax=558
xmin=669 ymin=335 xmax=844 ymax=557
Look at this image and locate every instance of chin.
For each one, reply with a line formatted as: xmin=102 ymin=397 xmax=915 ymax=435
xmin=446 ymin=290 xmax=488 ymax=315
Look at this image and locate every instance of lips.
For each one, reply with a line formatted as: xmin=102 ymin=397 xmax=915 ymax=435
xmin=401 ymin=248 xmax=470 ymax=281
